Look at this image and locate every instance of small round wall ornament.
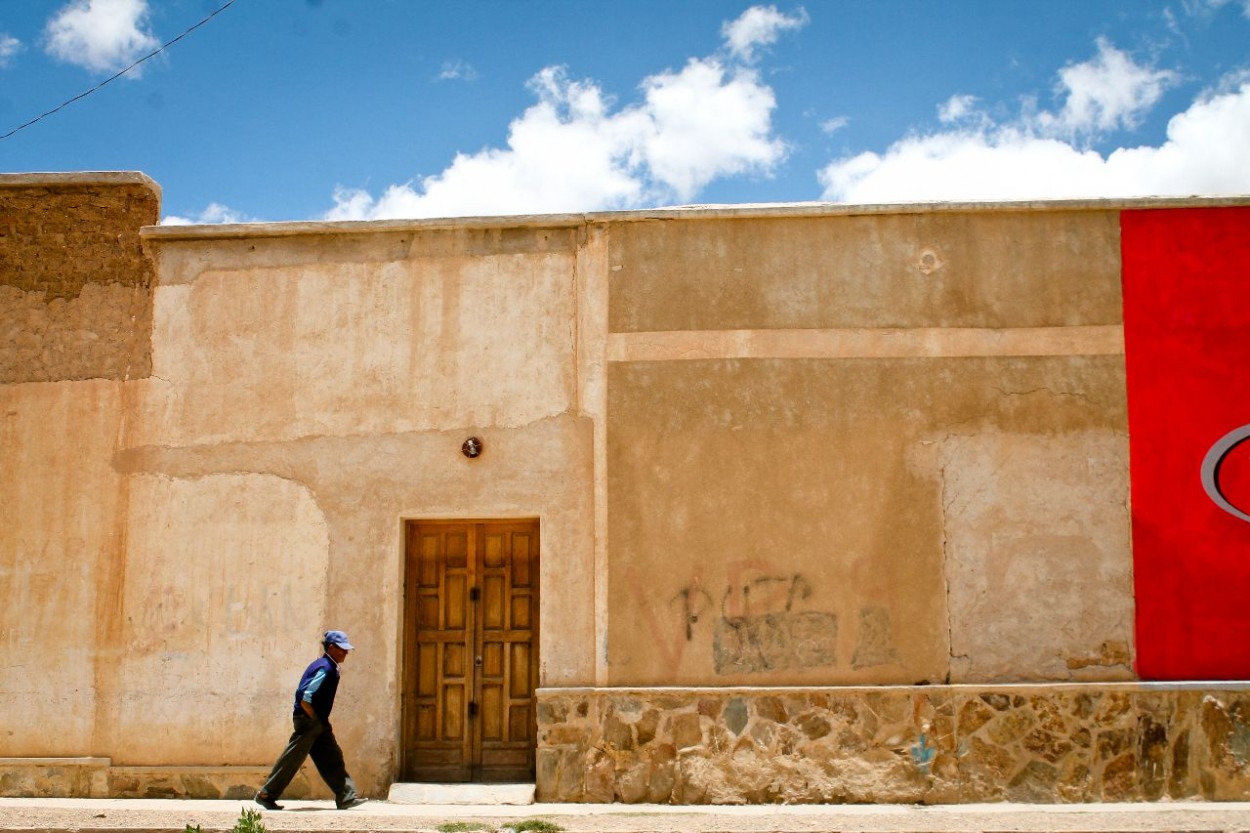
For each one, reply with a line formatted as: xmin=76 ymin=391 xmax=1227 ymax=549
xmin=461 ymin=437 xmax=483 ymax=458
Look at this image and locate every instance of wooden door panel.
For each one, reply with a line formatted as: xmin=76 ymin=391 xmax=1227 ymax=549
xmin=404 ymin=524 xmax=474 ymax=781
xmin=511 ymin=594 xmax=531 ymax=629
xmin=512 ymin=532 xmax=534 ymax=585
xmin=481 ymin=684 xmax=503 ymax=740
xmin=482 ymin=575 xmax=505 ymax=628
xmin=509 ymin=643 xmax=531 ymax=696
xmin=403 ymin=520 xmax=538 ymax=783
xmin=509 ymin=705 xmax=531 ymax=742
xmin=477 ymin=524 xmax=539 ymax=781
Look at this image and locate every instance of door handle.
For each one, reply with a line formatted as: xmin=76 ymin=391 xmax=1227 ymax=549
xmin=475 ymin=655 xmax=483 ymax=666
xmin=468 ymin=701 xmax=479 ymax=718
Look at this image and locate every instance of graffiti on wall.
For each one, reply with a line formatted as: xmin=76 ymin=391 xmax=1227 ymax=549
xmin=711 ymin=571 xmax=836 ymax=674
xmin=713 ymin=608 xmax=838 ymax=674
xmin=851 ymin=604 xmax=901 ymax=669
xmin=626 ymin=559 xmax=899 ymax=676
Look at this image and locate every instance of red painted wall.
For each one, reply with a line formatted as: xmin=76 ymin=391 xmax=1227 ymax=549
xmin=1122 ymin=206 xmax=1250 ymax=680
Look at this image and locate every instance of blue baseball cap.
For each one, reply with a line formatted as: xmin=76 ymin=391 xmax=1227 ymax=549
xmin=323 ymin=630 xmax=354 ymax=650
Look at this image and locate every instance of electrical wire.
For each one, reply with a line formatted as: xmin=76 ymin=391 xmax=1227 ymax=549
xmin=1 ymin=0 xmax=239 ymax=142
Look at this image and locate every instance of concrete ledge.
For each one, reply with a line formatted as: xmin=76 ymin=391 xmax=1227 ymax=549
xmin=0 ymin=758 xmax=110 ymax=798
xmin=0 ymin=762 xmax=330 ymax=801
xmin=388 ymin=783 xmax=535 ymax=805
xmin=0 ymin=758 xmax=111 ymax=766
xmin=140 ymin=195 xmax=1250 ymax=242
xmin=107 ymin=766 xmax=277 ymax=800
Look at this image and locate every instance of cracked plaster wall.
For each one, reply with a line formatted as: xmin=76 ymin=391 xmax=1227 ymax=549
xmin=3 ymin=184 xmax=1149 ymax=799
xmin=111 ymin=227 xmax=596 ymax=792
xmin=2 ymin=212 xmax=595 ymax=795
xmin=939 ymin=431 xmax=1134 ymax=682
xmin=604 ymin=209 xmax=1132 ymax=687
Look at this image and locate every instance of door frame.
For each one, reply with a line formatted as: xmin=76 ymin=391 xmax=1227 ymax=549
xmin=397 ymin=517 xmax=541 ymax=783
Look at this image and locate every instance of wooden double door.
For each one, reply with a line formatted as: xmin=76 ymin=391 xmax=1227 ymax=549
xmin=401 ymin=520 xmax=539 ymax=782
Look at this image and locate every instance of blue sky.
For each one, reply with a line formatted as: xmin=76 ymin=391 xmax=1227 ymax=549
xmin=1 ymin=0 xmax=1248 ymax=224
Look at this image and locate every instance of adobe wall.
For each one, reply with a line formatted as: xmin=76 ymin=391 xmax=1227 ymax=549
xmin=0 ymin=173 xmax=157 ymax=383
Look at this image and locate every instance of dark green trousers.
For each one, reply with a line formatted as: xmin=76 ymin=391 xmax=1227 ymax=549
xmin=260 ymin=713 xmax=359 ymax=806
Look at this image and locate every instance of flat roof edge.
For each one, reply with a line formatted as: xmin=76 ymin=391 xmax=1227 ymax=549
xmin=605 ymin=194 xmax=1250 ymax=219
xmin=144 ymin=213 xmax=589 ymax=242
xmin=0 ymin=171 xmax=161 ymax=201
xmin=142 ymin=194 xmax=1250 ymax=242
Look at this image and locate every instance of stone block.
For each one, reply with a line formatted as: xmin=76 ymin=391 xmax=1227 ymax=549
xmin=987 ymin=708 xmax=1036 ymax=745
xmin=1006 ymin=760 xmax=1059 ymax=803
xmin=584 ymin=749 xmax=615 ymax=803
xmin=754 ymin=696 xmax=788 ymax=724
xmin=795 ymin=711 xmax=832 ymax=740
xmin=615 ymin=761 xmax=649 ymax=804
xmin=1100 ymin=751 xmax=1138 ymax=800
xmin=724 ymin=698 xmax=748 ymax=735
xmin=670 ymin=713 xmax=704 ymax=750
xmin=646 ymin=744 xmax=677 ymax=803
xmin=603 ymin=712 xmax=634 ymax=751
xmin=636 ymin=709 xmax=660 ymax=745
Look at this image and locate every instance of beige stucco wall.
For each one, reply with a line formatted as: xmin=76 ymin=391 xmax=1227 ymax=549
xmin=137 ymin=230 xmax=580 ymax=446
xmin=0 ymin=174 xmax=160 ymax=765
xmin=603 ymin=210 xmax=1132 ymax=687
xmin=115 ymin=225 xmax=596 ymax=790
xmin=0 ymin=381 xmax=126 ymax=755
xmin=1 ymin=210 xmax=596 ymax=794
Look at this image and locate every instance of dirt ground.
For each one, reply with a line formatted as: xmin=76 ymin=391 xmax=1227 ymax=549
xmin=2 ymin=798 xmax=1250 ymax=833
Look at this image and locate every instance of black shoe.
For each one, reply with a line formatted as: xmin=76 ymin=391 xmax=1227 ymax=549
xmin=337 ymin=797 xmax=368 ymax=810
xmin=254 ymin=792 xmax=283 ymax=810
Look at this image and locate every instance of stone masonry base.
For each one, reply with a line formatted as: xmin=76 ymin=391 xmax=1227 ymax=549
xmin=535 ymin=684 xmax=1250 ymax=804
xmin=7 ymin=684 xmax=1247 ymax=802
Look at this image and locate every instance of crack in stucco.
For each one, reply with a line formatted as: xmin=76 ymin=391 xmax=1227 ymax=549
xmin=123 ymin=468 xmax=330 ymax=526
xmin=991 ymin=385 xmax=1090 ymax=399
xmin=112 ymin=415 xmax=589 ymax=525
xmin=939 ymin=449 xmax=957 ymax=685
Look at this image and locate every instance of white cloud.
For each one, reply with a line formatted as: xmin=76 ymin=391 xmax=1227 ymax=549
xmin=1185 ymin=0 xmax=1250 ymax=18
xmin=162 ymin=203 xmax=254 ymax=226
xmin=938 ymin=94 xmax=978 ymax=124
xmin=44 ymin=0 xmax=159 ymax=75
xmin=327 ymin=7 xmax=799 ymax=221
xmin=437 ymin=60 xmax=478 ymax=82
xmin=819 ymin=79 xmax=1250 ymax=203
xmin=820 ymin=115 xmax=849 ymax=134
xmin=721 ymin=5 xmax=809 ymax=63
xmin=636 ymin=58 xmax=783 ymax=198
xmin=1035 ymin=38 xmax=1177 ymax=137
xmin=819 ymin=41 xmax=1248 ymax=204
xmin=0 ymin=34 xmax=23 ymax=68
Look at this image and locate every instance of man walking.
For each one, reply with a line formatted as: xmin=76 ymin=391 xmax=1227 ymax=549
xmin=255 ymin=630 xmax=368 ymax=810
